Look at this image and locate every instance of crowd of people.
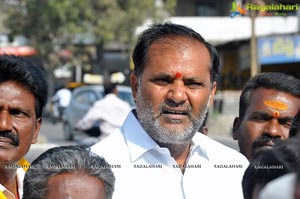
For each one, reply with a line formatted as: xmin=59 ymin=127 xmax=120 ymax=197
xmin=0 ymin=22 xmax=299 ymax=199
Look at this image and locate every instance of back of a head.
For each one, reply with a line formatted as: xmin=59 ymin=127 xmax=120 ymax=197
xmin=104 ymin=82 xmax=117 ymax=96
xmin=23 ymin=145 xmax=115 ymax=199
xmin=242 ymin=139 xmax=300 ymax=199
xmin=0 ymin=55 xmax=48 ymax=118
xmin=239 ymin=72 xmax=300 ymax=119
xmin=132 ymin=22 xmax=220 ymax=83
xmin=259 ymin=172 xmax=297 ymax=199
xmin=259 ymin=142 xmax=300 ymax=198
xmin=243 ymin=150 xmax=292 ymax=199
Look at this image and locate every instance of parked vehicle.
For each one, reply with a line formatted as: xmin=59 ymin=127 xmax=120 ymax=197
xmin=62 ymin=85 xmax=135 ymax=141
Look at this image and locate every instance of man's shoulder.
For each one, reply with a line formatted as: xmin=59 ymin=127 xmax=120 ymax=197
xmin=194 ymin=133 xmax=248 ymax=164
xmin=92 ymin=130 xmax=122 ymax=148
xmin=90 ymin=130 xmax=128 ymax=160
xmin=194 ymin=133 xmax=236 ymax=151
xmin=114 ymin=95 xmax=131 ymax=107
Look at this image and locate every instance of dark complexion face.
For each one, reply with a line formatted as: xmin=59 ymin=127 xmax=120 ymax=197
xmin=233 ymin=88 xmax=300 ymax=160
xmin=0 ymin=81 xmax=41 ymax=166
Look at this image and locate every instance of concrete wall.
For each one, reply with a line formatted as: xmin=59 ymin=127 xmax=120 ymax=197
xmin=207 ymin=90 xmax=242 ymax=136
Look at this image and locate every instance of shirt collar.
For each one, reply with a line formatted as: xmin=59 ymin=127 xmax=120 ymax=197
xmin=122 ymin=111 xmax=161 ymax=162
xmin=185 ymin=133 xmax=210 ymax=161
xmin=0 ymin=184 xmax=6 ymax=192
xmin=0 ymin=168 xmax=25 ymax=199
xmin=16 ymin=168 xmax=24 ymax=198
xmin=122 ymin=110 xmax=210 ymax=162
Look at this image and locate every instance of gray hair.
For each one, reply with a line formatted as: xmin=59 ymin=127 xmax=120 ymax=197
xmin=22 ymin=145 xmax=115 ymax=199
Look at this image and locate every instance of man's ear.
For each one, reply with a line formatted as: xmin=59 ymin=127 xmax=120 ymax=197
xmin=232 ymin=117 xmax=240 ymax=140
xmin=32 ymin=118 xmax=42 ymax=144
xmin=209 ymin=81 xmax=217 ymax=106
xmin=130 ymin=72 xmax=138 ymax=99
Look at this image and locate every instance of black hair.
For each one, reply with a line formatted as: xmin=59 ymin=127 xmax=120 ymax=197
xmin=239 ymin=72 xmax=300 ymax=119
xmin=132 ymin=22 xmax=219 ymax=83
xmin=0 ymin=55 xmax=48 ymax=118
xmin=242 ymin=139 xmax=300 ymax=199
xmin=104 ymin=82 xmax=117 ymax=96
xmin=289 ymin=109 xmax=300 ymax=137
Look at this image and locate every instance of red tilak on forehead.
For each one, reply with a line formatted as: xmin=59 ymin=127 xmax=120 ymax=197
xmin=175 ymin=72 xmax=182 ymax=78
xmin=273 ymin=111 xmax=280 ymax=119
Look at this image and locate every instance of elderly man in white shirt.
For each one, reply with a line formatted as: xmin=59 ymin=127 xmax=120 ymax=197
xmin=92 ymin=111 xmax=249 ymax=199
xmin=91 ymin=23 xmax=248 ymax=199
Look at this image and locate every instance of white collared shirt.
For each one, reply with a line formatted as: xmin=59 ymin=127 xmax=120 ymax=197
xmin=0 ymin=168 xmax=25 ymax=199
xmin=91 ymin=111 xmax=249 ymax=199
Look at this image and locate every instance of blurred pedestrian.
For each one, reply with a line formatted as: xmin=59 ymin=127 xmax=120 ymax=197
xmin=22 ymin=145 xmax=115 ymax=199
xmin=76 ymin=82 xmax=131 ymax=142
xmin=91 ymin=23 xmax=248 ymax=199
xmin=0 ymin=55 xmax=48 ymax=199
xmin=51 ymin=85 xmax=72 ymax=122
xmin=232 ymin=72 xmax=300 ymax=160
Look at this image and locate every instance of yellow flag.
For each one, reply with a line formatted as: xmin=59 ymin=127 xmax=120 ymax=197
xmin=18 ymin=157 xmax=30 ymax=172
xmin=0 ymin=191 xmax=8 ymax=199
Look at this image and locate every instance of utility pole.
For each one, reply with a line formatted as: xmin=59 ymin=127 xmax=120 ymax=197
xmin=250 ymin=5 xmax=260 ymax=76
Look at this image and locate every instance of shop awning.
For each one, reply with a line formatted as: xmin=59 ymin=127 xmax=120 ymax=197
xmin=0 ymin=46 xmax=38 ymax=56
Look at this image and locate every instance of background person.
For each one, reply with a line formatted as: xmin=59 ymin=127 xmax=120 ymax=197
xmin=76 ymin=82 xmax=131 ymax=142
xmin=22 ymin=145 xmax=115 ymax=199
xmin=0 ymin=55 xmax=48 ymax=199
xmin=232 ymin=72 xmax=300 ymax=160
xmin=51 ymin=84 xmax=72 ymax=123
xmin=258 ymin=108 xmax=300 ymax=199
xmin=91 ymin=23 xmax=248 ymax=199
xmin=242 ymin=138 xmax=300 ymax=199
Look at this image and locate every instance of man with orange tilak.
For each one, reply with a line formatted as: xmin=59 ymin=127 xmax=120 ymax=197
xmin=233 ymin=72 xmax=300 ymax=160
xmin=0 ymin=55 xmax=47 ymax=199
